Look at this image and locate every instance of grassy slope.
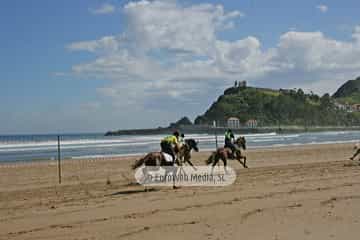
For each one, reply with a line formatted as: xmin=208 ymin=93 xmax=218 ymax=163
xmin=195 ymin=86 xmax=360 ymax=126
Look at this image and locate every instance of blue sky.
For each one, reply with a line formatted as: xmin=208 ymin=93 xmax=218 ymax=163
xmin=1 ymin=0 xmax=360 ymax=134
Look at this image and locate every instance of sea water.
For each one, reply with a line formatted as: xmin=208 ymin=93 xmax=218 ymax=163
xmin=0 ymin=131 xmax=359 ymax=163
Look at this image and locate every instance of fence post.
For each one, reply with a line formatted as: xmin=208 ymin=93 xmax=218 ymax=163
xmin=57 ymin=135 xmax=62 ymax=184
xmin=213 ymin=121 xmax=218 ymax=149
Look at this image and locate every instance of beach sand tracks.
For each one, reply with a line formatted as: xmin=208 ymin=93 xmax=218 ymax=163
xmin=320 ymin=195 xmax=360 ymax=206
xmin=2 ymin=144 xmax=360 ymax=240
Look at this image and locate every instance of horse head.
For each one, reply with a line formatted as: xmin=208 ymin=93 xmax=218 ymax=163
xmin=185 ymin=139 xmax=199 ymax=152
xmin=235 ymin=136 xmax=246 ymax=150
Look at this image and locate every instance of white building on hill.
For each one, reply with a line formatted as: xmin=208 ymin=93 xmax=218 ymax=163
xmin=227 ymin=117 xmax=240 ymax=129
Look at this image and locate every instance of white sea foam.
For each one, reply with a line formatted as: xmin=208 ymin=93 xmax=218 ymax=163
xmin=0 ymin=133 xmax=270 ymax=151
xmin=67 ymin=139 xmax=360 ymax=160
xmin=0 ymin=138 xmax=131 ymax=148
xmin=0 ymin=131 xmax=359 ymax=161
xmin=0 ymin=140 xmax=161 ymax=152
xmin=71 ymin=152 xmax=146 ymax=159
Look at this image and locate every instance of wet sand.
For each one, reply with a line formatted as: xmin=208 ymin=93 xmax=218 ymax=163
xmin=1 ymin=143 xmax=360 ymax=240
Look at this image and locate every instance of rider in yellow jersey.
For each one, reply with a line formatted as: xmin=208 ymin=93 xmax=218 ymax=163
xmin=179 ymin=133 xmax=185 ymax=146
xmin=161 ymin=131 xmax=180 ymax=162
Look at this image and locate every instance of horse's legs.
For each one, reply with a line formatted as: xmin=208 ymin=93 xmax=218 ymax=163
xmin=141 ymin=166 xmax=153 ymax=192
xmin=212 ymin=156 xmax=220 ymax=168
xmin=172 ymin=166 xmax=180 ymax=189
xmin=141 ymin=167 xmax=151 ymax=185
xmin=222 ymin=157 xmax=227 ymax=167
xmin=211 ymin=156 xmax=220 ymax=174
xmin=184 ymin=157 xmax=197 ymax=170
xmin=162 ymin=168 xmax=173 ymax=188
xmin=221 ymin=156 xmax=229 ymax=174
xmin=237 ymin=156 xmax=248 ymax=168
xmin=350 ymin=149 xmax=360 ymax=160
xmin=235 ymin=149 xmax=247 ymax=168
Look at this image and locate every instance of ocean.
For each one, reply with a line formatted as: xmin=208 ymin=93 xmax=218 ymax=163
xmin=0 ymin=131 xmax=359 ymax=163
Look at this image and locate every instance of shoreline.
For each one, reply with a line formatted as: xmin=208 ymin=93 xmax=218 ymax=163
xmin=0 ymin=140 xmax=358 ymax=166
xmin=105 ymin=125 xmax=360 ymax=136
xmin=0 ymin=142 xmax=357 ymax=167
xmin=1 ymin=129 xmax=359 ymax=164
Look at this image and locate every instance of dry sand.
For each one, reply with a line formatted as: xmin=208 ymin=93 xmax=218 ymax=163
xmin=1 ymin=143 xmax=360 ymax=240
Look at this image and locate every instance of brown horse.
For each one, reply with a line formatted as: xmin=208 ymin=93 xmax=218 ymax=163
xmin=131 ymin=139 xmax=199 ymax=169
xmin=178 ymin=139 xmax=199 ymax=169
xmin=205 ymin=136 xmax=248 ymax=168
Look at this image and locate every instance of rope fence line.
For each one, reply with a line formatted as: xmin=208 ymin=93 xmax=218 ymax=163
xmin=0 ymin=135 xmax=141 ymax=184
xmin=0 ymin=133 xmax=179 ymax=188
xmin=1 ymin=133 xmax=358 ymax=183
xmin=0 ymin=157 xmax=128 ymax=167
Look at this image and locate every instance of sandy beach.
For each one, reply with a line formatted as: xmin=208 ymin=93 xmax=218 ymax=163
xmin=1 ymin=143 xmax=360 ymax=240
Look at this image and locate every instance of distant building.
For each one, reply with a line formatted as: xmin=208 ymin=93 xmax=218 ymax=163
xmin=238 ymin=81 xmax=247 ymax=88
xmin=227 ymin=117 xmax=240 ymax=129
xmin=246 ymin=119 xmax=258 ymax=128
xmin=352 ymin=104 xmax=360 ymax=112
xmin=334 ymin=102 xmax=347 ymax=111
xmin=334 ymin=101 xmax=359 ymax=112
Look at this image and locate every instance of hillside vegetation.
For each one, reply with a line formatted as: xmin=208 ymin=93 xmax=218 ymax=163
xmin=333 ymin=77 xmax=360 ymax=104
xmin=195 ymin=85 xmax=360 ymax=127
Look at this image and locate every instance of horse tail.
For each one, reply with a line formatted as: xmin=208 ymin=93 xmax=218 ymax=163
xmin=206 ymin=152 xmax=216 ymax=165
xmin=132 ymin=154 xmax=150 ymax=170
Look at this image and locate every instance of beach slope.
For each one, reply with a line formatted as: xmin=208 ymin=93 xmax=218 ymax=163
xmin=1 ymin=143 xmax=360 ymax=240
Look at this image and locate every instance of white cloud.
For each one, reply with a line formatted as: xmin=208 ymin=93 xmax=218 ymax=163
xmin=316 ymin=4 xmax=328 ymax=13
xmin=70 ymin=0 xmax=250 ymax=106
xmin=352 ymin=25 xmax=360 ymax=41
xmin=276 ymin=31 xmax=360 ymax=71
xmin=89 ymin=3 xmax=115 ymax=15
xmin=67 ymin=0 xmax=360 ymax=127
xmin=67 ymin=36 xmax=121 ymax=53
xmin=214 ymin=37 xmax=278 ymax=78
xmin=123 ymin=0 xmax=244 ymax=56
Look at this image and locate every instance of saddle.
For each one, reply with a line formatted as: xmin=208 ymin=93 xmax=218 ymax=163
xmin=224 ymin=145 xmax=237 ymax=159
xmin=162 ymin=152 xmax=174 ymax=163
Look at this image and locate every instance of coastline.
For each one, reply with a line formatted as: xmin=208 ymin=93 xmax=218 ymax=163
xmin=1 ymin=129 xmax=359 ymax=163
xmin=1 ymin=139 xmax=358 ymax=166
xmin=104 ymin=125 xmax=360 ymax=136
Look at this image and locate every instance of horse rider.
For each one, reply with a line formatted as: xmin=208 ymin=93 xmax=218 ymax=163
xmin=224 ymin=129 xmax=236 ymax=159
xmin=350 ymin=143 xmax=360 ymax=160
xmin=176 ymin=133 xmax=186 ymax=164
xmin=161 ymin=131 xmax=181 ymax=162
xmin=179 ymin=133 xmax=185 ymax=146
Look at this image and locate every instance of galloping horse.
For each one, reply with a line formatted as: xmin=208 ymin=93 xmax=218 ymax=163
xmin=206 ymin=136 xmax=247 ymax=168
xmin=178 ymin=139 xmax=199 ymax=169
xmin=132 ymin=138 xmax=199 ymax=169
